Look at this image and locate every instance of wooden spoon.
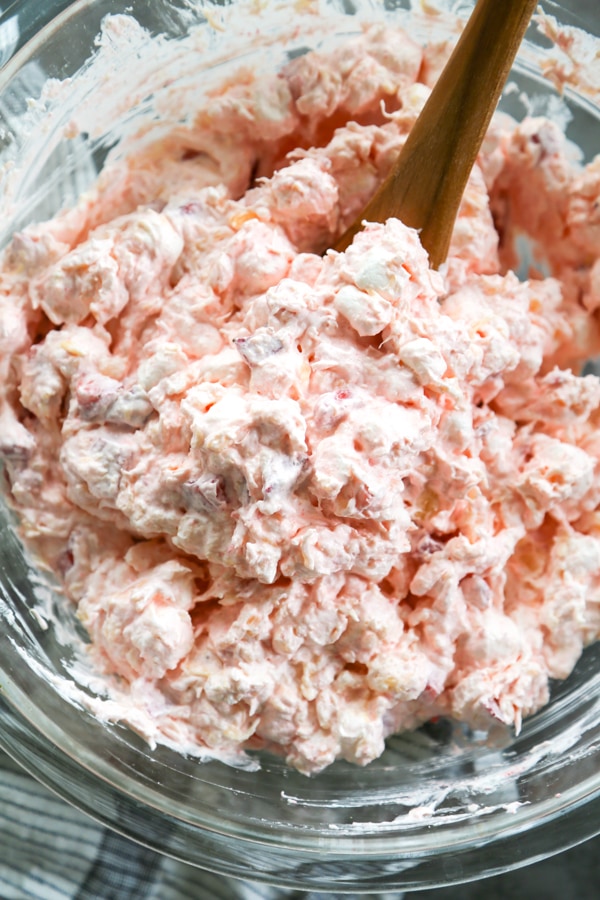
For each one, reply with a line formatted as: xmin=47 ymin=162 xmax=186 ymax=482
xmin=334 ymin=0 xmax=538 ymax=267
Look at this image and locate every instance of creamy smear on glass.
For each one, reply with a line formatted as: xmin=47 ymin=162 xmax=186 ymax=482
xmin=1 ymin=24 xmax=599 ymax=774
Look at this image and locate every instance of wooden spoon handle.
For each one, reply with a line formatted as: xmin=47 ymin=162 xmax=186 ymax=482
xmin=334 ymin=0 xmax=538 ymax=266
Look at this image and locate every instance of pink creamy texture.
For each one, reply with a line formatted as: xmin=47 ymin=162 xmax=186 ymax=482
xmin=1 ymin=27 xmax=600 ymax=773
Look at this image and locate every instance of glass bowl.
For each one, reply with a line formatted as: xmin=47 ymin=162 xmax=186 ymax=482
xmin=0 ymin=0 xmax=599 ymax=892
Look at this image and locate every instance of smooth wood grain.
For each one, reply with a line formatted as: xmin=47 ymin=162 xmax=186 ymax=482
xmin=334 ymin=0 xmax=538 ymax=267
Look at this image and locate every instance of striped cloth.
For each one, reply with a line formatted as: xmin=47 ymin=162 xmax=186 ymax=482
xmin=0 ymin=747 xmax=407 ymax=900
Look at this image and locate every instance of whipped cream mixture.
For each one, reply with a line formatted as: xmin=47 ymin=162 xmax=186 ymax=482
xmin=1 ymin=26 xmax=599 ymax=774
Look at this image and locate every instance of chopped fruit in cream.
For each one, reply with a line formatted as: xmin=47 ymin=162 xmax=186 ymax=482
xmin=1 ymin=26 xmax=599 ymax=774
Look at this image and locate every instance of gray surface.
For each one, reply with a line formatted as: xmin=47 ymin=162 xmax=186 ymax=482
xmin=576 ymin=0 xmax=598 ymax=32
xmin=404 ymin=837 xmax=600 ymax=898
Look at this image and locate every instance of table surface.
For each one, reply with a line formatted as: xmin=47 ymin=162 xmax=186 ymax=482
xmin=405 ymin=837 xmax=600 ymax=900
